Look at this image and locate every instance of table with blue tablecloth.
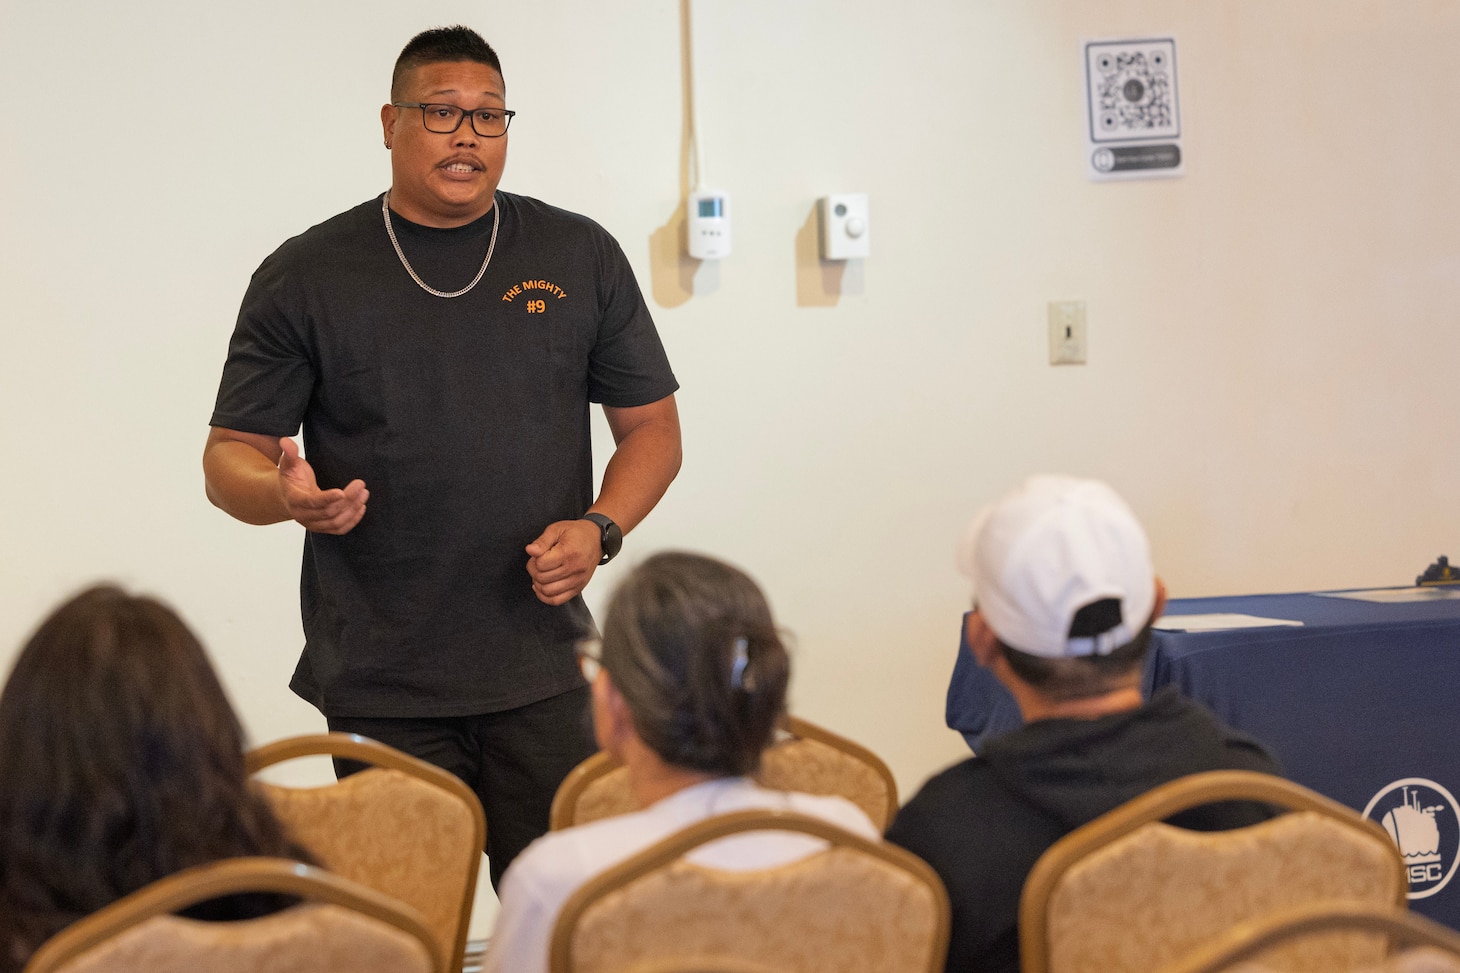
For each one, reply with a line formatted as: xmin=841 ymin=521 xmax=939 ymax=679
xmin=944 ymin=588 xmax=1460 ymax=928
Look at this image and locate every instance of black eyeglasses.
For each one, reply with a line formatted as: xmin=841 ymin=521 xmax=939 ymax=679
xmin=575 ymin=637 xmax=604 ymax=683
xmin=391 ymin=102 xmax=515 ymax=138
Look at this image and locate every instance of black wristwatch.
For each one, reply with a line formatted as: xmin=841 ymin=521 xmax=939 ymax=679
xmin=582 ymin=512 xmax=623 ymax=565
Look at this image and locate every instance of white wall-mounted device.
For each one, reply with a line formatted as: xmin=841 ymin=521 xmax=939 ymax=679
xmin=687 ymin=189 xmax=731 ymax=260
xmin=818 ymin=193 xmax=870 ymax=260
xmin=1048 ymin=300 xmax=1088 ymax=365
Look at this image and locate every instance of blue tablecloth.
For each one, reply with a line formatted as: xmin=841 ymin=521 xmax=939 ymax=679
xmin=944 ymin=589 xmax=1460 ymax=928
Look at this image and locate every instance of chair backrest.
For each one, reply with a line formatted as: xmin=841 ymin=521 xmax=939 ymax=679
xmin=552 ymin=750 xmax=637 ymax=830
xmin=1153 ymin=901 xmax=1460 ymax=973
xmin=757 ymin=717 xmax=899 ymax=830
xmin=549 ymin=716 xmax=899 ymax=831
xmin=548 ymin=809 xmax=949 ymax=973
xmin=23 ymin=856 xmax=439 ymax=973
xmin=246 ymin=733 xmax=486 ymax=973
xmin=1019 ymin=770 xmax=1408 ymax=973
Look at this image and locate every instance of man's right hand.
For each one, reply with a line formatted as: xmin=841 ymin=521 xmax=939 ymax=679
xmin=203 ymin=426 xmax=367 ymax=532
xmin=277 ymin=437 xmax=368 ymax=534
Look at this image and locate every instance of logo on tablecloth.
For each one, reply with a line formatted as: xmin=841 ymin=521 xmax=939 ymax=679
xmin=1364 ymin=778 xmax=1459 ymax=899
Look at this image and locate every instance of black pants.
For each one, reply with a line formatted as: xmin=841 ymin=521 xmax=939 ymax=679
xmin=327 ymin=685 xmax=596 ymax=890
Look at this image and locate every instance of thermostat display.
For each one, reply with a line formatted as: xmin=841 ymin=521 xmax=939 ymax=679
xmin=688 ymin=190 xmax=731 ymax=260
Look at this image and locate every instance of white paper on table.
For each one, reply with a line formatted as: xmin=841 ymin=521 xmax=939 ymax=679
xmin=1153 ymin=613 xmax=1304 ymax=632
xmin=1316 ymin=586 xmax=1460 ymax=604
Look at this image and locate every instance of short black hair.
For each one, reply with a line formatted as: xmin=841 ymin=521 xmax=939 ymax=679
xmin=996 ymin=597 xmax=1152 ymax=700
xmin=392 ymin=26 xmax=503 ymax=101
xmin=998 ymin=630 xmax=1151 ymax=701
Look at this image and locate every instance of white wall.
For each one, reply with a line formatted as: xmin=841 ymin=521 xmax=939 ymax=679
xmin=4 ymin=0 xmax=1459 ymax=926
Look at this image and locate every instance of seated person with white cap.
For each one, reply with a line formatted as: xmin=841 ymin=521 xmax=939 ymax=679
xmin=886 ymin=475 xmax=1282 ymax=973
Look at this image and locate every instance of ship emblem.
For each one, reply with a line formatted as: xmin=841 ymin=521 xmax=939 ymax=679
xmin=1363 ymin=778 xmax=1460 ymax=899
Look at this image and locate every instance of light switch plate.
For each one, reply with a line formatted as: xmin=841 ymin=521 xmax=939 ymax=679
xmin=1048 ymin=301 xmax=1087 ymax=365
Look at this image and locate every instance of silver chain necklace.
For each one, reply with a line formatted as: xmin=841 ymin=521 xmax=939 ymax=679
xmin=381 ymin=191 xmax=500 ymax=299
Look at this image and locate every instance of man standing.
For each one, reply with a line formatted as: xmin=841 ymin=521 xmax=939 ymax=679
xmin=886 ymin=476 xmax=1280 ymax=973
xmin=204 ymin=26 xmax=681 ymax=886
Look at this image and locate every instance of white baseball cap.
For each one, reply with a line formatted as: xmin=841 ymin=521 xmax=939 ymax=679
xmin=957 ymin=475 xmax=1156 ymax=658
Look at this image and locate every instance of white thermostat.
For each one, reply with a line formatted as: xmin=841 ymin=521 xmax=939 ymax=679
xmin=687 ymin=190 xmax=731 ymax=260
xmin=818 ymin=193 xmax=870 ymax=260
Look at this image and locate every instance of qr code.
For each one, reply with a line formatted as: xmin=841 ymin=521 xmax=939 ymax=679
xmin=1086 ymin=39 xmax=1179 ymax=143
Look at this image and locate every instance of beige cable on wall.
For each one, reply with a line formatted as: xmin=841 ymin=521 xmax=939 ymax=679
xmin=684 ymin=0 xmax=732 ymax=260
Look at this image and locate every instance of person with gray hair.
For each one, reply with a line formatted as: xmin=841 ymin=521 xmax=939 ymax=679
xmin=483 ymin=551 xmax=878 ymax=973
xmin=887 ymin=475 xmax=1283 ymax=973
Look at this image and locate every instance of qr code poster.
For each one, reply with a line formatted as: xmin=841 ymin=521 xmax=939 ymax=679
xmin=1084 ymin=37 xmax=1183 ymax=181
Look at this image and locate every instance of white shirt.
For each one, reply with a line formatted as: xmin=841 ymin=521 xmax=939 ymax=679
xmin=482 ymin=777 xmax=879 ymax=973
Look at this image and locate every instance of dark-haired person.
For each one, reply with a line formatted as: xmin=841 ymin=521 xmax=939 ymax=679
xmin=203 ymin=25 xmax=681 ymax=887
xmin=483 ymin=552 xmax=878 ymax=973
xmin=886 ymin=476 xmax=1283 ymax=973
xmin=0 ymin=585 xmax=314 ymax=972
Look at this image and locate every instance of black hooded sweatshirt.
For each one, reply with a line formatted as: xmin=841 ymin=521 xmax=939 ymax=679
xmin=886 ymin=687 xmax=1281 ymax=973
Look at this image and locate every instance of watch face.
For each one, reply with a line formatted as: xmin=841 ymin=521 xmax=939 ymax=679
xmin=586 ymin=513 xmax=622 ymax=563
xmin=603 ymin=522 xmax=623 ymax=559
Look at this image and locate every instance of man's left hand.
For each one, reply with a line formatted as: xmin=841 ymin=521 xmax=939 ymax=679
xmin=526 ymin=519 xmax=604 ymax=605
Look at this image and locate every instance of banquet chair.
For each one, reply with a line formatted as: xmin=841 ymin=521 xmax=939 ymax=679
xmin=246 ymin=732 xmax=486 ymax=973
xmin=547 ymin=808 xmax=948 ymax=973
xmin=550 ymin=715 xmax=899 ymax=831
xmin=23 ymin=856 xmax=439 ymax=973
xmin=1153 ymin=901 xmax=1460 ymax=973
xmin=1019 ymin=770 xmax=1406 ymax=973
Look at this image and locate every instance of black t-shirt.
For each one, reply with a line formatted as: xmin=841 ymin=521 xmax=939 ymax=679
xmin=211 ymin=192 xmax=678 ymax=717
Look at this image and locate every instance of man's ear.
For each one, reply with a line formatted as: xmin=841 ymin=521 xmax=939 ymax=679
xmin=381 ymin=104 xmax=399 ymax=148
xmin=1150 ymin=576 xmax=1169 ymax=625
xmin=966 ymin=611 xmax=1000 ymax=667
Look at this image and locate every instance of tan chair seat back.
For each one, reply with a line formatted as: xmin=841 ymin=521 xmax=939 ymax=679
xmin=551 ymin=810 xmax=948 ymax=973
xmin=562 ymin=751 xmax=641 ymax=826
xmin=1047 ymin=812 xmax=1402 ymax=973
xmin=40 ymin=902 xmax=432 ymax=973
xmin=551 ymin=716 xmax=897 ymax=831
xmin=1022 ymin=771 xmax=1408 ymax=973
xmin=1154 ymin=901 xmax=1460 ymax=973
xmin=24 ymin=857 xmax=438 ymax=973
xmin=617 ymin=959 xmax=790 ymax=973
xmin=247 ymin=733 xmax=486 ymax=973
xmin=756 ymin=728 xmax=896 ymax=830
